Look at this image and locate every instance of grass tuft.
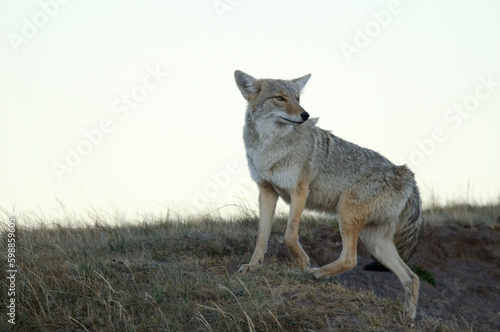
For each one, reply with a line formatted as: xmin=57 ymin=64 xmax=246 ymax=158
xmin=411 ymin=265 xmax=437 ymax=286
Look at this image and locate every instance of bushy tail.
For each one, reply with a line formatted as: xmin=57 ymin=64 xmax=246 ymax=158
xmin=394 ymin=184 xmax=423 ymax=262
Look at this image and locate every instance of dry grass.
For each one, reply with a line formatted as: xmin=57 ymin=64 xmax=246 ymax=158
xmin=423 ymin=202 xmax=500 ymax=228
xmin=2 ymin=204 xmax=495 ymax=331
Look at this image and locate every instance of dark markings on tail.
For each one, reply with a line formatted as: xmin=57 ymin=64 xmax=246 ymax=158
xmin=394 ymin=184 xmax=423 ymax=261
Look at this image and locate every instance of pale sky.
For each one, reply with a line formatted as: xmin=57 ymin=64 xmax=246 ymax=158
xmin=1 ymin=1 xmax=499 ymax=223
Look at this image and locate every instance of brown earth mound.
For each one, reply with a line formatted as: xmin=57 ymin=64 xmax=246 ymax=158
xmin=269 ymin=221 xmax=500 ymax=330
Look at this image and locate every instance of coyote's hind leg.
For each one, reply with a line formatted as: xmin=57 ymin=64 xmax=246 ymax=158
xmin=361 ymin=224 xmax=420 ymax=320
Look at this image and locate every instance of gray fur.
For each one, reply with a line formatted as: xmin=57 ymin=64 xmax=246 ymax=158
xmin=234 ymin=70 xmax=423 ymax=319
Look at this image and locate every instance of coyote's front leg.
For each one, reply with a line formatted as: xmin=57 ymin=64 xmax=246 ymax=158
xmin=284 ymin=183 xmax=310 ymax=270
xmin=238 ymin=182 xmax=278 ymax=274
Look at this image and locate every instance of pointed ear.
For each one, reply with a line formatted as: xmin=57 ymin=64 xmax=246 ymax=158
xmin=234 ymin=70 xmax=261 ymax=100
xmin=292 ymin=74 xmax=311 ymax=92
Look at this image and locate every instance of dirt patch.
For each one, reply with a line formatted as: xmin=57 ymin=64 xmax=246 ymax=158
xmin=268 ymin=221 xmax=500 ymax=330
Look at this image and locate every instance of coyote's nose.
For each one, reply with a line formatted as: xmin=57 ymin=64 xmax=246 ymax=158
xmin=300 ymin=112 xmax=310 ymax=121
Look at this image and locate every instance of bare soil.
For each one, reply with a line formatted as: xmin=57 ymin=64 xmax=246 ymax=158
xmin=268 ymin=221 xmax=500 ymax=331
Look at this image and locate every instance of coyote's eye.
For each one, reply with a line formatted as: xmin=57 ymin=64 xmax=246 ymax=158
xmin=275 ymin=96 xmax=285 ymax=101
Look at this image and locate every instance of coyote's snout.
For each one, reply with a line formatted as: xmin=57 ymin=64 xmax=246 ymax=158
xmin=234 ymin=70 xmax=423 ymax=320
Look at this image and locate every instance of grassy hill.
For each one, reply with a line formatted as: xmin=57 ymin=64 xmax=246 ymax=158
xmin=1 ymin=204 xmax=499 ymax=331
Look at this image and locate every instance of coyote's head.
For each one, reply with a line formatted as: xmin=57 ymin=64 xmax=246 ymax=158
xmin=234 ymin=70 xmax=311 ymax=125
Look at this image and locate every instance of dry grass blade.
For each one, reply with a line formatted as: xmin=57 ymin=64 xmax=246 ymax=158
xmin=68 ymin=315 xmax=90 ymax=332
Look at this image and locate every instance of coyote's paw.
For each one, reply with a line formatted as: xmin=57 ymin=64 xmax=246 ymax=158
xmin=297 ymin=258 xmax=310 ymax=271
xmin=307 ymin=267 xmax=325 ymax=279
xmin=237 ymin=263 xmax=260 ymax=275
xmin=288 ymin=246 xmax=310 ymax=271
xmin=404 ymin=299 xmax=418 ymax=321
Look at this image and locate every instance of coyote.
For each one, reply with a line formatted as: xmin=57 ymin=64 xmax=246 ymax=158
xmin=234 ymin=70 xmax=423 ymax=319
